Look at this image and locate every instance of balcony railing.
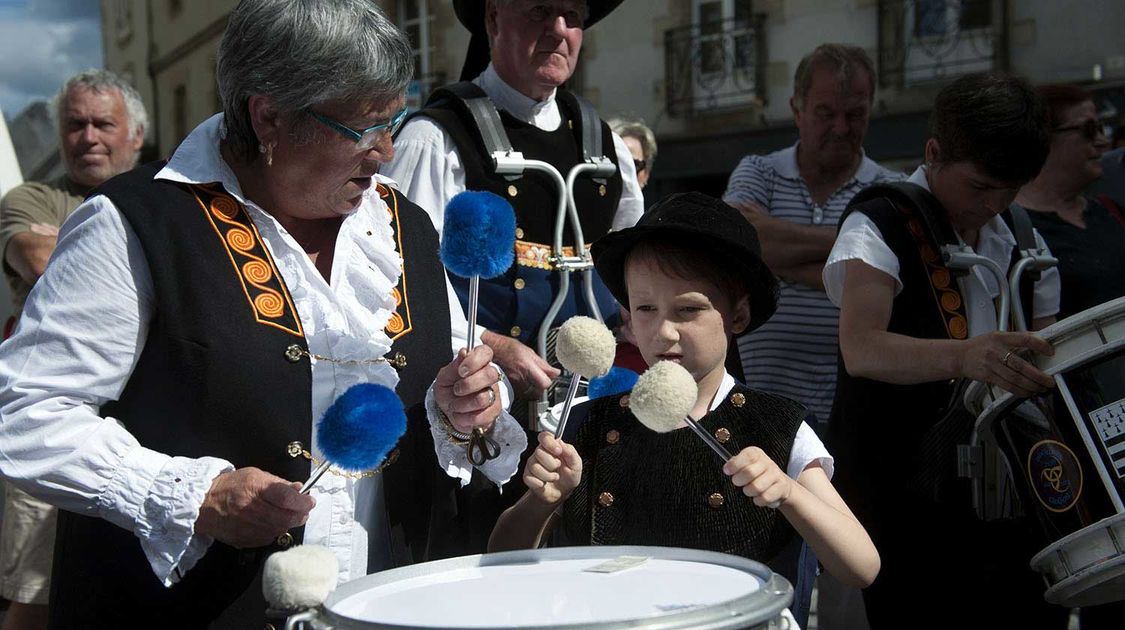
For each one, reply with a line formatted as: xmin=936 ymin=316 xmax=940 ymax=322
xmin=878 ymin=0 xmax=1008 ymax=88
xmin=664 ymin=14 xmax=767 ymax=117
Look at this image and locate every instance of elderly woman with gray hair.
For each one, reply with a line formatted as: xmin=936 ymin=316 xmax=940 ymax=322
xmin=0 ymin=0 xmax=521 ymax=626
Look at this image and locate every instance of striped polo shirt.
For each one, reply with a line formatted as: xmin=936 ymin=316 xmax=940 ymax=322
xmin=722 ymin=143 xmax=903 ymax=425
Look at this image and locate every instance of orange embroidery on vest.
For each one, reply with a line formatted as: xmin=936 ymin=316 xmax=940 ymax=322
xmin=191 ymin=186 xmax=304 ymax=338
xmin=897 ymin=204 xmax=969 ymax=340
xmin=381 ymin=186 xmax=413 ymax=341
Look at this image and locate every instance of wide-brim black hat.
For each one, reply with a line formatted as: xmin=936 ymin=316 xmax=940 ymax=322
xmin=454 ymin=0 xmax=626 ymax=81
xmin=591 ymin=192 xmax=779 ymax=335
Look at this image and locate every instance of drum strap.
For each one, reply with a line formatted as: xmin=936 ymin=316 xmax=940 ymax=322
xmin=1001 ymin=204 xmax=1039 ymax=328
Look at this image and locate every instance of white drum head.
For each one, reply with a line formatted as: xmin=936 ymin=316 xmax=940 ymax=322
xmin=316 ymin=546 xmax=791 ymax=629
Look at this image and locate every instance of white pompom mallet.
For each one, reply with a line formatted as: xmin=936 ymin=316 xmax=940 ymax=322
xmin=631 ymin=361 xmax=733 ymax=464
xmin=262 ymin=544 xmax=339 ymax=612
xmin=553 ymin=316 xmax=617 ymax=439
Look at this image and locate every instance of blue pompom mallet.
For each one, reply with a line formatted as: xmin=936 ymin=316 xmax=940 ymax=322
xmin=587 ymin=366 xmax=640 ymax=400
xmin=440 ymin=191 xmax=517 ymax=351
xmin=300 ymin=383 xmax=407 ymax=494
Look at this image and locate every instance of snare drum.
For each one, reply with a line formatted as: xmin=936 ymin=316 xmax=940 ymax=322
xmin=966 ymin=296 xmax=1125 ymax=607
xmin=285 ymin=546 xmax=794 ymax=629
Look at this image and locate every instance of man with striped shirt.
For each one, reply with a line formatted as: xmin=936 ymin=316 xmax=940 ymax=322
xmin=723 ymin=44 xmax=902 ymax=427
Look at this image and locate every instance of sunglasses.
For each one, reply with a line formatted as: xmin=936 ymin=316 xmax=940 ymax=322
xmin=1054 ymin=119 xmax=1106 ymax=141
xmin=633 ymin=159 xmax=646 ymax=173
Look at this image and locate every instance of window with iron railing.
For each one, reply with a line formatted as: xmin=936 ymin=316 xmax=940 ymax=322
xmin=664 ymin=1 xmax=766 ymax=117
xmin=879 ymin=0 xmax=1007 ymax=87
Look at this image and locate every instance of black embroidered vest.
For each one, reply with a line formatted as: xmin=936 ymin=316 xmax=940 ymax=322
xmin=827 ymin=185 xmax=971 ymax=511
xmin=560 ymin=385 xmax=805 ymax=565
xmin=420 ymin=87 xmax=623 ymax=343
xmin=50 ymin=162 xmax=312 ymax=629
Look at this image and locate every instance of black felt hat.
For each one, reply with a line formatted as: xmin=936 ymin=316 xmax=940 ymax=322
xmin=591 ymin=192 xmax=779 ymax=334
xmin=454 ymin=0 xmax=626 ymax=81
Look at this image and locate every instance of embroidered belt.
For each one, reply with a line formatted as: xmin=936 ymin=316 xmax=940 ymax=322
xmin=515 ymin=239 xmax=592 ymax=271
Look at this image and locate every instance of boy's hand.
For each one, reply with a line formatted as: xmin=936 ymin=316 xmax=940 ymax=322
xmin=723 ymin=446 xmax=793 ymax=509
xmin=523 ymin=432 xmax=582 ymax=505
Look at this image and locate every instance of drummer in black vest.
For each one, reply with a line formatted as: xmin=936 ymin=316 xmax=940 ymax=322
xmin=823 ymin=74 xmax=1068 ymax=628
xmin=384 ymin=0 xmax=645 ymax=408
xmin=0 ymin=1 xmax=524 ymax=627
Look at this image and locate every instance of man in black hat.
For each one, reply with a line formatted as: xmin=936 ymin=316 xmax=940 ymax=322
xmin=384 ymin=0 xmax=644 ymax=408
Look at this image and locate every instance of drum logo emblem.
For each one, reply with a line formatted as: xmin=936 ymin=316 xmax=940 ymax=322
xmin=1027 ymin=440 xmax=1083 ymax=513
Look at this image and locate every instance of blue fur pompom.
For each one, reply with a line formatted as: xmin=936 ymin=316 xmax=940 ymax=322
xmin=587 ymin=366 xmax=639 ymax=400
xmin=440 ymin=190 xmax=517 ymax=279
xmin=316 ymin=383 xmax=406 ymax=472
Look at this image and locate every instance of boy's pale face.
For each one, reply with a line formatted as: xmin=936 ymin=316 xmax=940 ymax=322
xmin=624 ymin=256 xmax=750 ymax=389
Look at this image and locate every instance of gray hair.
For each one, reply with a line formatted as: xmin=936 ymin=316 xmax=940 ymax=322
xmin=608 ymin=115 xmax=657 ymax=166
xmin=217 ymin=0 xmax=414 ymax=162
xmin=53 ymin=69 xmax=148 ymax=141
xmin=792 ymin=44 xmax=876 ymax=107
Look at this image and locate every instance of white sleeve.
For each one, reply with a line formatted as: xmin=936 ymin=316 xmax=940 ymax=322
xmin=0 ymin=195 xmax=233 ymax=586
xmin=1031 ymin=229 xmax=1061 ymax=320
xmin=424 ymin=386 xmax=526 ymax=489
xmin=383 ymin=116 xmax=465 ymax=238
xmin=428 ymin=271 xmax=521 ymax=488
xmin=786 ymin=422 xmax=834 ymax=480
xmin=822 ymin=212 xmax=903 ymax=306
xmin=610 ymin=131 xmax=645 ymax=231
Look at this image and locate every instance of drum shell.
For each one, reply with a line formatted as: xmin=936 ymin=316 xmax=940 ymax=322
xmin=287 ymin=546 xmax=793 ymax=630
xmin=985 ymin=392 xmax=1118 ymax=548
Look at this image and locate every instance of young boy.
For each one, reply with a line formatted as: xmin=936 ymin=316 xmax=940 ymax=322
xmin=489 ymin=193 xmax=879 ymax=603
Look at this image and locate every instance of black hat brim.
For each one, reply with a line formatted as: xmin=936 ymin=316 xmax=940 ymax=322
xmin=453 ymin=0 xmax=625 ymax=35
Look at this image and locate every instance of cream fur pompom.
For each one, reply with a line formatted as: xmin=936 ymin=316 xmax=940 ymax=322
xmin=556 ymin=316 xmax=616 ymax=378
xmin=262 ymin=544 xmax=339 ymax=610
xmin=630 ymin=361 xmax=698 ymax=432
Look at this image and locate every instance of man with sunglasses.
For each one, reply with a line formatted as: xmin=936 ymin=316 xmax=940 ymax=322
xmin=384 ymin=0 xmax=644 ymax=409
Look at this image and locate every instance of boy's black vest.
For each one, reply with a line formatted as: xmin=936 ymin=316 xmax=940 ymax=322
xmin=559 ymin=385 xmax=805 ymax=568
xmin=48 ymin=165 xmax=453 ymax=628
xmin=417 ymin=83 xmax=622 ymax=344
xmin=826 ymin=183 xmax=1035 ymax=517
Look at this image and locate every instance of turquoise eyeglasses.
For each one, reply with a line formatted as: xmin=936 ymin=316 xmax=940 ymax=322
xmin=308 ymin=106 xmax=409 ymax=151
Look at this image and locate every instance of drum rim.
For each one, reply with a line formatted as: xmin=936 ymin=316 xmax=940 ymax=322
xmin=1034 ymin=297 xmax=1125 ymax=344
xmin=970 ymin=334 xmax=1125 ymax=432
xmin=1040 ymin=555 xmax=1125 ymax=607
xmin=1030 ymin=512 xmax=1125 ymax=606
xmin=316 ymin=545 xmax=793 ymax=630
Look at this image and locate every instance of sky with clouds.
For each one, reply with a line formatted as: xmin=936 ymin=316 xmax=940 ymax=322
xmin=0 ymin=0 xmax=103 ymax=121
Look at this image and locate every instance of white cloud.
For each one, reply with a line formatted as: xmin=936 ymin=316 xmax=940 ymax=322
xmin=0 ymin=1 xmax=102 ymax=120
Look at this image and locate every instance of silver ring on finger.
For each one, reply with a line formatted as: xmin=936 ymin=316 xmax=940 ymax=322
xmin=486 ymin=387 xmax=496 ymax=406
xmin=1001 ymin=349 xmax=1015 ymax=368
xmin=494 ymin=367 xmax=504 ymax=385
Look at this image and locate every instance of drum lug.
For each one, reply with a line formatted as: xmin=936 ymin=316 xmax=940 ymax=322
xmin=957 ymin=444 xmax=983 ymax=479
xmin=283 ymin=610 xmax=318 ymax=630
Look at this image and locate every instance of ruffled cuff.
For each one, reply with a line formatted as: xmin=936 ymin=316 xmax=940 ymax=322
xmin=136 ymin=456 xmax=233 ymax=586
xmin=425 ymin=386 xmax=525 ymax=489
